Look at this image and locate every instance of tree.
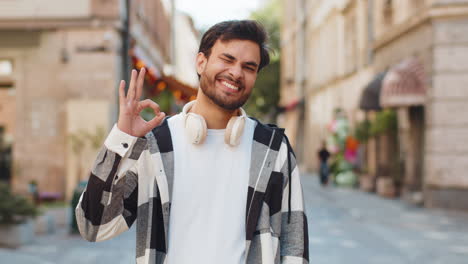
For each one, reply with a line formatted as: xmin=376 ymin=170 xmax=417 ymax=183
xmin=244 ymin=0 xmax=281 ymax=122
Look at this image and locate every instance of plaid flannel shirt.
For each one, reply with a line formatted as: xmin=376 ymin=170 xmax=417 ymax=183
xmin=76 ymin=116 xmax=309 ymax=264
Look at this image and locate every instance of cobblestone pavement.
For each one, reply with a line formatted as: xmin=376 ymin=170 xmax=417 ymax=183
xmin=303 ymin=173 xmax=468 ymax=264
xmin=2 ymin=173 xmax=468 ymax=263
xmin=0 ymin=223 xmax=135 ymax=263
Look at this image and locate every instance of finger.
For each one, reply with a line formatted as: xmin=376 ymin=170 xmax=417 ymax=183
xmin=138 ymin=99 xmax=160 ymax=114
xmin=118 ymin=80 xmax=126 ymax=105
xmin=127 ymin=69 xmax=138 ymax=100
xmin=147 ymin=112 xmax=166 ymax=128
xmin=136 ymin=67 xmax=146 ymax=100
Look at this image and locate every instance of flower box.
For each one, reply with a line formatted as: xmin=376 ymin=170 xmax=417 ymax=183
xmin=0 ymin=220 xmax=34 ymax=248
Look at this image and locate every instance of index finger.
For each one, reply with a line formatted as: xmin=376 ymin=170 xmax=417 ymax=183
xmin=118 ymin=80 xmax=126 ymax=105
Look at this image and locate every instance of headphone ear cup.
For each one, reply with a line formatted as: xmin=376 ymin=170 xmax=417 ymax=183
xmin=185 ymin=113 xmax=207 ymax=145
xmin=225 ymin=116 xmax=245 ymax=147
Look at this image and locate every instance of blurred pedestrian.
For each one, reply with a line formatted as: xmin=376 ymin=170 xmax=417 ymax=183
xmin=75 ymin=20 xmax=308 ymax=264
xmin=318 ymin=141 xmax=331 ymax=186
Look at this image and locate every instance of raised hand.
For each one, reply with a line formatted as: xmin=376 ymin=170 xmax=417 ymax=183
xmin=117 ymin=68 xmax=166 ymax=137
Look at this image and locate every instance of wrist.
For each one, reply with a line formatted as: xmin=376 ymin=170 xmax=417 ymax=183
xmin=117 ymin=121 xmax=132 ymax=136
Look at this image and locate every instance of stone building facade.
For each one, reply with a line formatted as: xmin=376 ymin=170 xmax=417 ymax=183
xmin=280 ymin=0 xmax=468 ymax=210
xmin=0 ymin=0 xmax=173 ymax=200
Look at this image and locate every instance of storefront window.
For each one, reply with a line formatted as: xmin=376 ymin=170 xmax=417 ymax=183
xmin=0 ymin=60 xmax=12 ymax=76
xmin=0 ymin=59 xmax=13 ymax=89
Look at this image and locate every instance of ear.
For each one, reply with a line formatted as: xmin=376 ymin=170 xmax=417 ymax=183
xmin=196 ymin=52 xmax=208 ymax=76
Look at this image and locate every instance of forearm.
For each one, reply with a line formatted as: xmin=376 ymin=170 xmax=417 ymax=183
xmin=76 ymin=124 xmax=145 ymax=242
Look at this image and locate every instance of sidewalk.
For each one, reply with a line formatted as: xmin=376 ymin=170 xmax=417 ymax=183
xmin=1 ymin=174 xmax=468 ymax=263
xmin=303 ymin=173 xmax=468 ymax=264
xmin=0 ymin=207 xmax=135 ymax=264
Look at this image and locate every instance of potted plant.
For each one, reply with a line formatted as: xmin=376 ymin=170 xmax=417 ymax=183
xmin=0 ymin=182 xmax=39 ymax=247
xmin=369 ymin=110 xmax=399 ymax=198
xmin=376 ymin=176 xmax=396 ymax=198
xmin=358 ymin=169 xmax=375 ymax=192
xmin=326 ymin=109 xmax=359 ymax=187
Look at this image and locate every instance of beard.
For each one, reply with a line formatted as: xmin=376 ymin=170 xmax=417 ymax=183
xmin=199 ymin=72 xmax=251 ymax=111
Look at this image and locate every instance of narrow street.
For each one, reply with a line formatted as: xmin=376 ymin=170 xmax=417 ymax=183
xmin=303 ymin=174 xmax=468 ymax=264
xmin=1 ymin=174 xmax=468 ymax=263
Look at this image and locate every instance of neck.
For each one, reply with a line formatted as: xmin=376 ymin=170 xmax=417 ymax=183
xmin=190 ymin=91 xmax=239 ymax=129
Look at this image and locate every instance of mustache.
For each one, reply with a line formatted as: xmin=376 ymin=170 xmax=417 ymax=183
xmin=216 ymin=74 xmax=245 ymax=89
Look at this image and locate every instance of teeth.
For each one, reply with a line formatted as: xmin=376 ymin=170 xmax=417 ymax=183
xmin=222 ymin=81 xmax=239 ymax=91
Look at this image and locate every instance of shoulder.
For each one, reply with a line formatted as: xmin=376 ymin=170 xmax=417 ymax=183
xmin=247 ymin=116 xmax=283 ymax=134
xmin=247 ymin=117 xmax=290 ymax=150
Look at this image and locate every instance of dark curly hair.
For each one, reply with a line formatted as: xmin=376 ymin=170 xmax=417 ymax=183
xmin=198 ymin=20 xmax=270 ymax=72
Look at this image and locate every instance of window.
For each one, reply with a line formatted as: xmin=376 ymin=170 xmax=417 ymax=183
xmin=0 ymin=59 xmax=13 ymax=89
xmin=0 ymin=60 xmax=12 ymax=76
xmin=383 ymin=0 xmax=393 ymax=26
xmin=344 ymin=9 xmax=358 ymax=75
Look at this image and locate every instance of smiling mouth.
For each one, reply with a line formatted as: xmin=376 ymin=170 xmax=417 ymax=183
xmin=220 ymin=80 xmax=240 ymax=92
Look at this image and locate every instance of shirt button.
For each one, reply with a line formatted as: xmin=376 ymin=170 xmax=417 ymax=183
xmin=122 ymin=143 xmax=128 ymax=148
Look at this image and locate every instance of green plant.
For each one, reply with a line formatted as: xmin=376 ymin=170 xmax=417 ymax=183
xmin=244 ymin=0 xmax=281 ymax=122
xmin=370 ymin=109 xmax=397 ymax=136
xmin=142 ymin=90 xmax=174 ymax=121
xmin=68 ymin=126 xmax=106 ymax=194
xmin=354 ymin=119 xmax=371 ymax=143
xmin=0 ymin=183 xmax=38 ymax=225
xmin=83 ymin=126 xmax=106 ymax=150
xmin=329 ymin=153 xmax=353 ymax=176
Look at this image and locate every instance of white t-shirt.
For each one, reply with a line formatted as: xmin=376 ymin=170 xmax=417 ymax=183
xmin=166 ymin=113 xmax=256 ymax=264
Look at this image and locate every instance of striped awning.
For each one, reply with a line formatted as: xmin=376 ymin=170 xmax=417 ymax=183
xmin=380 ymin=58 xmax=427 ymax=107
xmin=131 ymin=46 xmax=162 ymax=78
xmin=130 ymin=46 xmax=197 ymax=102
xmin=359 ymin=72 xmax=386 ymax=111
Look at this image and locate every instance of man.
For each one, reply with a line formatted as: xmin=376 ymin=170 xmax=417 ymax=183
xmin=317 ymin=141 xmax=331 ymax=186
xmin=76 ymin=20 xmax=308 ymax=264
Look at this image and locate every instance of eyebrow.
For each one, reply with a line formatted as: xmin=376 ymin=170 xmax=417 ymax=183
xmin=221 ymin=53 xmax=259 ymax=69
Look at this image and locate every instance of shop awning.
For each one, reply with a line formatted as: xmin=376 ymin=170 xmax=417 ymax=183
xmin=131 ymin=46 xmax=162 ymax=79
xmin=159 ymin=75 xmax=198 ymax=100
xmin=131 ymin=46 xmax=198 ymax=102
xmin=359 ymin=72 xmax=386 ymax=111
xmin=380 ymin=58 xmax=426 ymax=107
xmin=277 ymin=97 xmax=304 ymax=113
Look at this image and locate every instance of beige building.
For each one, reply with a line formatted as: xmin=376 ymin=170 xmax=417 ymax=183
xmin=280 ymin=0 xmax=468 ymax=210
xmin=173 ymin=12 xmax=200 ymax=88
xmin=0 ymin=0 xmax=173 ymax=200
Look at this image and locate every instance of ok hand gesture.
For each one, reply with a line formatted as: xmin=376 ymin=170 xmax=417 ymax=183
xmin=117 ymin=68 xmax=166 ymax=137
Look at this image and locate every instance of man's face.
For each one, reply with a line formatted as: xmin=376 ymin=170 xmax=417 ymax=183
xmin=196 ymin=39 xmax=261 ymax=110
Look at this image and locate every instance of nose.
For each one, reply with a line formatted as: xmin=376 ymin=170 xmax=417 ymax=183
xmin=228 ymin=63 xmax=243 ymax=81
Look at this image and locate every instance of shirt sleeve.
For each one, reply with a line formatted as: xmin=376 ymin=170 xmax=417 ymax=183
xmin=75 ymin=124 xmax=147 ymax=242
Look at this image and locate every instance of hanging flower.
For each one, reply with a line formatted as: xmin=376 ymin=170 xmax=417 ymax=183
xmin=327 ymin=120 xmax=337 ymax=133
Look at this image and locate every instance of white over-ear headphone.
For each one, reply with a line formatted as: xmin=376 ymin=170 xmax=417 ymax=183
xmin=181 ymin=100 xmax=247 ymax=147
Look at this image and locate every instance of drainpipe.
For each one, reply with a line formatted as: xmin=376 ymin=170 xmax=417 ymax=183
xmin=114 ymin=0 xmax=130 ymax=125
xmin=294 ymin=0 xmax=306 ymax=164
xmin=122 ymin=0 xmax=130 ymax=84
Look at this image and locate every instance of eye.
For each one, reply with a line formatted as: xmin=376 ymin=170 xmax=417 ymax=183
xmin=245 ymin=66 xmax=256 ymax=72
xmin=221 ymin=57 xmax=233 ymax=63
